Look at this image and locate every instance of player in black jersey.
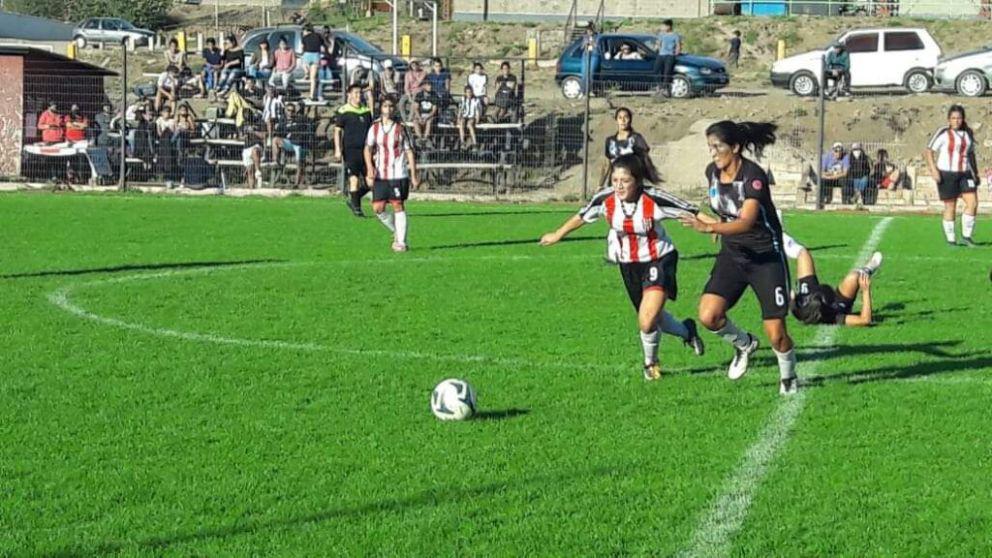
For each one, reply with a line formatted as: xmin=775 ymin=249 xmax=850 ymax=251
xmin=679 ymin=121 xmax=798 ymax=395
xmin=334 ymin=85 xmax=373 ymax=216
xmin=782 ymin=232 xmax=883 ymax=327
xmin=598 ymin=108 xmax=654 ymax=191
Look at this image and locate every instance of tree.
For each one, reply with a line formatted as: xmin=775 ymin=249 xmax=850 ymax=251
xmin=5 ymin=0 xmax=172 ymax=29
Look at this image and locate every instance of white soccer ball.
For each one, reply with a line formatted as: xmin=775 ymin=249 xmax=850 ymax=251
xmin=430 ymin=378 xmax=477 ymax=421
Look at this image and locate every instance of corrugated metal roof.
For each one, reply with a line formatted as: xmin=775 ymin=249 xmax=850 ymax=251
xmin=0 ymin=45 xmax=118 ymax=76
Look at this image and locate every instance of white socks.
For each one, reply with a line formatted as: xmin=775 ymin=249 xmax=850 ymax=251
xmin=963 ymin=213 xmax=976 ymax=240
xmin=394 ymin=211 xmax=408 ymax=245
xmin=783 ymin=232 xmax=805 ymax=260
xmin=714 ymin=319 xmax=751 ymax=349
xmin=773 ymin=348 xmax=797 ymax=380
xmin=376 ymin=210 xmax=396 ymax=233
xmin=943 ymin=219 xmax=956 ymax=243
xmin=640 ymin=329 xmax=660 ymax=365
xmin=659 ymin=311 xmax=689 ymax=341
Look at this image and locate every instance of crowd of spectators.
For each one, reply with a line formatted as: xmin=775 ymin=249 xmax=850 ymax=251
xmin=818 ymin=141 xmax=904 ymax=206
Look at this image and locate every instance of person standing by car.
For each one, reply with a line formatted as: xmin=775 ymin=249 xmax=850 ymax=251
xmin=925 ymin=104 xmax=980 ymax=246
xmin=655 ymin=19 xmax=681 ymax=97
xmin=727 ymin=30 xmax=742 ymax=69
xmin=301 ymin=24 xmax=325 ymax=102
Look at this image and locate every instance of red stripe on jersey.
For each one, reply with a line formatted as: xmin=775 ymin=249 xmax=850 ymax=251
xmin=958 ymin=132 xmax=967 ymax=172
xmin=947 ymin=129 xmax=956 ymax=172
xmin=605 ymin=194 xmax=616 ymax=225
xmin=641 ymin=194 xmax=659 ymax=261
xmin=382 ymin=124 xmax=392 ymax=179
xmin=623 ymin=216 xmax=637 ymax=263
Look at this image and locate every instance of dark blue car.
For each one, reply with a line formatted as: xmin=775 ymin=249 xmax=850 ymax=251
xmin=554 ymin=33 xmax=730 ymax=99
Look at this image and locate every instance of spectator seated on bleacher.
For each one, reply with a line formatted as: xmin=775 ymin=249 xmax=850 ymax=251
xmin=427 ymin=58 xmax=452 ymax=111
xmin=154 ymin=106 xmax=180 ymax=182
xmin=202 ymin=37 xmax=223 ymax=93
xmin=402 ymin=59 xmax=427 ymax=122
xmin=820 ymin=142 xmax=850 ymax=204
xmin=848 ymin=143 xmax=872 ymax=208
xmin=64 ymin=104 xmax=89 ymax=144
xmin=874 ymin=148 xmax=903 ymax=190
xmin=272 ymin=102 xmax=314 ymax=186
xmin=457 ymin=85 xmax=482 ymax=150
xmin=172 ymin=103 xmax=198 ymax=154
xmin=467 ymin=62 xmax=488 ymax=120
xmin=155 ymin=65 xmax=181 ymax=113
xmin=380 ymin=64 xmax=400 ymax=104
xmin=412 ymin=79 xmax=440 ymax=145
xmin=216 ymin=35 xmax=245 ymax=98
xmin=246 ymin=39 xmax=273 ymax=96
xmin=492 ymin=61 xmax=519 ymax=123
xmin=261 ymin=85 xmax=285 ymax=138
xmin=242 ymin=134 xmax=263 ymax=188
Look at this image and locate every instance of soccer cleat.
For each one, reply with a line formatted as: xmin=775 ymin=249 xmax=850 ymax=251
xmin=947 ymin=240 xmax=958 ymax=247
xmin=779 ymin=376 xmax=799 ymax=396
xmin=345 ymin=198 xmax=364 ymax=217
xmin=962 ymin=237 xmax=976 ymax=247
xmin=728 ymin=334 xmax=759 ymax=381
xmin=643 ymin=362 xmax=662 ymax=381
xmin=682 ymin=318 xmax=705 ymax=356
xmin=391 ymin=242 xmax=408 ymax=253
xmin=858 ymin=251 xmax=884 ymax=277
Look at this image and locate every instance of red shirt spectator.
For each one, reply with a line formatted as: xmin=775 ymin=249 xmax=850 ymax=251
xmin=38 ymin=104 xmax=65 ymax=143
xmin=64 ymin=105 xmax=89 ymax=142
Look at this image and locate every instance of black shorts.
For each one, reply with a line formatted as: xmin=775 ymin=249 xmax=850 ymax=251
xmin=938 ymin=171 xmax=977 ymax=201
xmin=796 ymin=275 xmax=853 ymax=310
xmin=619 ymin=251 xmax=678 ymax=310
xmin=373 ymin=178 xmax=410 ymax=202
xmin=343 ymin=148 xmax=365 ymax=179
xmin=704 ymin=250 xmax=790 ymax=319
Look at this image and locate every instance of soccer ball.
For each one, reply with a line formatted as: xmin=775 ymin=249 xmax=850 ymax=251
xmin=430 ymin=378 xmax=477 ymax=421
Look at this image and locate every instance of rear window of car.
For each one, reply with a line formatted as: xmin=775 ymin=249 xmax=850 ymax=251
xmin=884 ymin=32 xmax=924 ymax=52
xmin=844 ymin=33 xmax=879 ymax=53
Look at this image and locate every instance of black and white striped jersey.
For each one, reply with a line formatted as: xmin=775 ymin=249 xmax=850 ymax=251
xmin=705 ymin=158 xmax=784 ymax=257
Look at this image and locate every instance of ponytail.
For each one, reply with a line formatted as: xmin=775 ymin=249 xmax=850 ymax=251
xmin=705 ymin=120 xmax=778 ymax=159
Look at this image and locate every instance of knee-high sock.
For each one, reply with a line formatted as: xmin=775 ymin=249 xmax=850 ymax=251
xmin=773 ymin=348 xmax=797 ymax=380
xmin=942 ymin=219 xmax=956 ymax=243
xmin=658 ymin=311 xmax=689 ymax=341
xmin=963 ymin=213 xmax=976 ymax=239
xmin=783 ymin=232 xmax=805 ymax=260
xmin=394 ymin=210 xmax=408 ymax=244
xmin=376 ymin=209 xmax=395 ymax=233
xmin=640 ymin=329 xmax=659 ymax=366
xmin=713 ymin=318 xmax=751 ymax=349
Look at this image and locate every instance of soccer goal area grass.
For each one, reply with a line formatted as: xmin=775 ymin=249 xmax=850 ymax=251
xmin=2 ymin=193 xmax=991 ymax=555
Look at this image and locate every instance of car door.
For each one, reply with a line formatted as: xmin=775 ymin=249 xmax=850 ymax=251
xmin=882 ymin=31 xmax=927 ymax=85
xmin=80 ymin=19 xmax=98 ymax=39
xmin=841 ymin=32 xmax=881 ymax=86
xmin=600 ymin=39 xmax=657 ymax=89
xmin=103 ymin=19 xmax=124 ymax=43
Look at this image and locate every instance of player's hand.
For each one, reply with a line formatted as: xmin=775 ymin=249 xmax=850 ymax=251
xmin=411 ymin=174 xmax=421 ymax=190
xmin=539 ymin=232 xmax=560 ymax=246
xmin=334 ymin=150 xmax=342 ymax=162
xmin=858 ymin=273 xmax=871 ymax=291
xmin=679 ymin=214 xmax=711 ymax=233
xmin=711 ymin=233 xmax=720 ymax=244
xmin=930 ymin=170 xmax=941 ymax=184
xmin=364 ymin=174 xmax=374 ymax=187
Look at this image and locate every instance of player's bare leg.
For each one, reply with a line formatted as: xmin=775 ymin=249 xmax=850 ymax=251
xmin=699 ymin=293 xmax=758 ymax=381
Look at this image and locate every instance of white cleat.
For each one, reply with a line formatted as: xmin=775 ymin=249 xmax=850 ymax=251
xmin=779 ymin=376 xmax=799 ymax=396
xmin=728 ymin=334 xmax=759 ymax=380
xmin=860 ymin=251 xmax=883 ymax=276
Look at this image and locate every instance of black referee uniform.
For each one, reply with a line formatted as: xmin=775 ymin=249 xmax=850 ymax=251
xmin=703 ymin=158 xmax=790 ymax=319
xmin=334 ymin=103 xmax=372 ymax=213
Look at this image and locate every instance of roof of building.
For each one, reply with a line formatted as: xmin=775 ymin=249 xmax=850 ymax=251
xmin=0 ymin=10 xmax=75 ymax=41
xmin=0 ymin=45 xmax=118 ymax=76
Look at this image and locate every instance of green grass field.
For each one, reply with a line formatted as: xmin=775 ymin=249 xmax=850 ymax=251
xmin=2 ymin=193 xmax=991 ymax=556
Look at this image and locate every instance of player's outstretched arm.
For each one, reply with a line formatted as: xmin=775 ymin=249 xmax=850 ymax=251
xmin=540 ymin=215 xmax=585 ymax=246
xmin=845 ymin=274 xmax=873 ymax=327
xmin=681 ymin=199 xmax=758 ymax=236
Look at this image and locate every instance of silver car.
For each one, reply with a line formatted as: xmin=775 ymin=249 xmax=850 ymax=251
xmin=74 ymin=18 xmax=155 ymax=48
xmin=934 ymin=47 xmax=992 ymax=97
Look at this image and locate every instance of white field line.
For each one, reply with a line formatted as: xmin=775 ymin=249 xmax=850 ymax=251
xmin=679 ymin=216 xmax=894 ymax=558
xmin=46 ymin=259 xmax=683 ymax=376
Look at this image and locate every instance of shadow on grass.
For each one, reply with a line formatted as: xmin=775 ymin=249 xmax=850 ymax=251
xmin=1 ymin=259 xmax=284 ymax=280
xmin=56 ymin=466 xmax=621 ymax=556
xmin=474 ymin=408 xmax=530 ymax=421
xmin=803 ymin=352 xmax=992 ymax=387
xmin=414 ymin=210 xmax=576 ymax=218
xmin=748 ymin=340 xmax=963 ymax=371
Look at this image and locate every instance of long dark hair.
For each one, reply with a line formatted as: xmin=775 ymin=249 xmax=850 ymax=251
xmin=611 ymin=152 xmax=661 ymax=186
xmin=948 ymin=104 xmax=973 ymax=137
xmin=705 ymin=120 xmax=777 ymax=159
xmin=615 ymin=107 xmax=633 ymax=131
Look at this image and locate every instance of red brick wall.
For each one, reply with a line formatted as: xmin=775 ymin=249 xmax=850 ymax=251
xmin=0 ymin=56 xmax=24 ymax=177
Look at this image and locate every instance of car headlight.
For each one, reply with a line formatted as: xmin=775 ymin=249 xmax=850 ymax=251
xmin=699 ymin=67 xmax=713 ymax=75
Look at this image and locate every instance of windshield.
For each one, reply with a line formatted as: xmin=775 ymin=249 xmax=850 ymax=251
xmin=344 ymin=34 xmax=384 ymax=55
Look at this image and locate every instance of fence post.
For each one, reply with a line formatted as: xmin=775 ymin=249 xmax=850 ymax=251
xmin=197 ymin=32 xmax=203 ymax=53
xmin=401 ymin=34 xmax=411 ymax=61
xmin=582 ymin=40 xmax=591 ymax=200
xmin=816 ymin=52 xmax=826 ymax=210
xmin=120 ymin=41 xmax=128 ymax=191
xmin=528 ymin=38 xmax=537 ymax=68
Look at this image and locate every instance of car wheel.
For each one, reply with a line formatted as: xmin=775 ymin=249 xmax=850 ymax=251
xmin=904 ymin=70 xmax=931 ymax=94
xmin=670 ymin=75 xmax=691 ymax=99
xmin=789 ymin=72 xmax=817 ymax=97
xmin=74 ymin=35 xmax=87 ymax=49
xmin=561 ymin=76 xmax=583 ymax=99
xmin=955 ymin=70 xmax=987 ymax=97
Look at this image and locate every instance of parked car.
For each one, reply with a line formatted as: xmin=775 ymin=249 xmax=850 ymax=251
xmin=554 ymin=33 xmax=730 ymax=100
xmin=770 ymin=28 xmax=940 ymax=96
xmin=933 ymin=47 xmax=992 ymax=97
xmin=74 ymin=18 xmax=155 ymax=48
xmin=242 ymin=25 xmax=407 ymax=85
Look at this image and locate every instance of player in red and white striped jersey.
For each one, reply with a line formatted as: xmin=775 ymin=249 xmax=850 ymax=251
xmin=364 ymin=96 xmax=419 ymax=252
xmin=540 ymin=153 xmax=705 ymax=380
xmin=924 ymin=105 xmax=980 ymax=247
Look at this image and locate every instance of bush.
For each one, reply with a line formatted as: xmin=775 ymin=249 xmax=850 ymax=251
xmin=5 ymin=0 xmax=172 ymax=29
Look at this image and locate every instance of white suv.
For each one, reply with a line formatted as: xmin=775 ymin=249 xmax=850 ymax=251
xmin=770 ymin=28 xmax=941 ymax=96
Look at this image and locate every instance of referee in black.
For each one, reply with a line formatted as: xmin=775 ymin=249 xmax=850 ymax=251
xmin=334 ymin=84 xmax=373 ymax=216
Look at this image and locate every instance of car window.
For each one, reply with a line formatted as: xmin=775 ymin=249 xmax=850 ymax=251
xmin=83 ymin=19 xmax=98 ymax=29
xmin=844 ymin=33 xmax=879 ymax=53
xmin=243 ymin=33 xmax=267 ymax=54
xmin=118 ymin=20 xmax=135 ymax=30
xmin=884 ymin=32 xmax=924 ymax=52
xmin=104 ymin=20 xmax=122 ymax=31
xmin=342 ymin=34 xmax=382 ymax=55
xmin=565 ymin=41 xmax=583 ymax=58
